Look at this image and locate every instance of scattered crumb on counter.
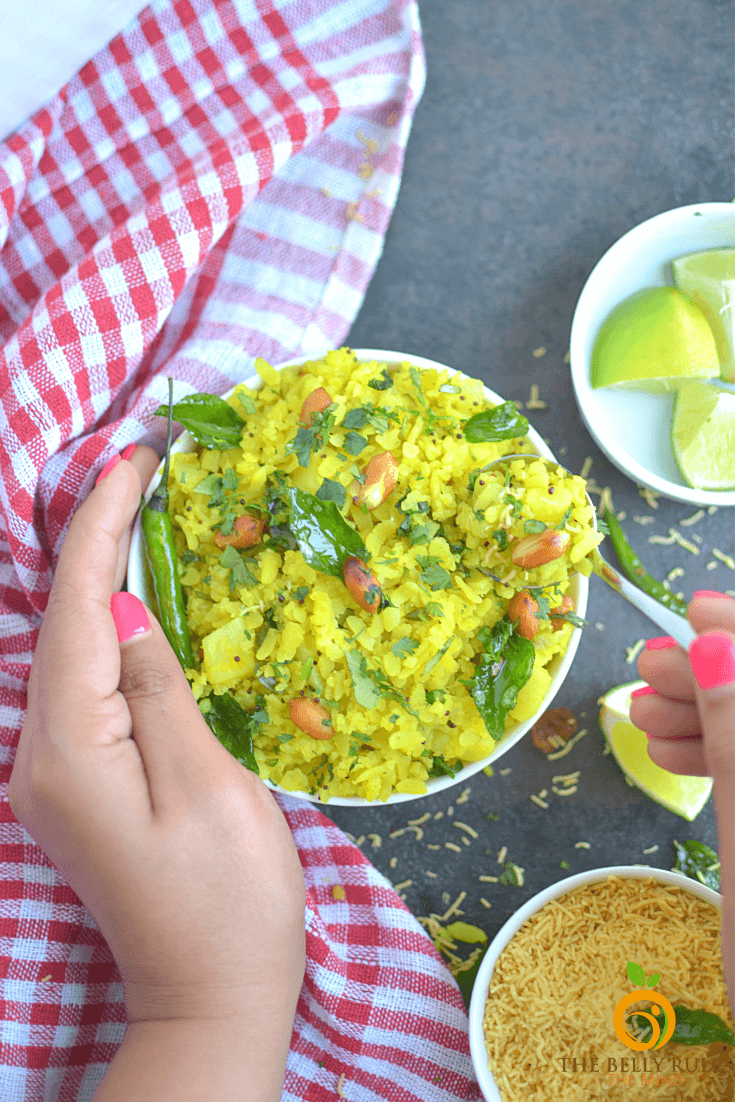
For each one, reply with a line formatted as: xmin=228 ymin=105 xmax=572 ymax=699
xmin=680 ymin=509 xmax=705 ymax=526
xmin=643 ymin=845 xmax=659 ymax=854
xmin=480 ymin=897 xmax=492 ymax=908
xmin=575 ymin=841 xmax=591 ymax=849
xmin=445 ymin=842 xmax=461 ymax=852
xmin=633 ymin=515 xmax=655 ymax=525
xmin=626 ymin=639 xmax=645 ymax=664
xmin=497 ymin=846 xmax=508 ymax=864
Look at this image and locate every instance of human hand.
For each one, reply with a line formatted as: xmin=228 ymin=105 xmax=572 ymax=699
xmin=632 ymin=589 xmax=735 ymax=1013
xmin=631 ymin=591 xmax=735 ymax=778
xmin=9 ymin=449 xmax=306 ymax=1035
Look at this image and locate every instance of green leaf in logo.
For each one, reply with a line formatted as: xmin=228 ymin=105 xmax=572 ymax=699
xmin=627 ymin=961 xmax=646 ymax=987
xmin=647 ymin=973 xmax=661 ymax=988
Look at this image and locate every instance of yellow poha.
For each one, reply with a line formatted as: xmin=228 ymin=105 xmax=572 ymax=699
xmin=164 ymin=348 xmax=602 ymax=801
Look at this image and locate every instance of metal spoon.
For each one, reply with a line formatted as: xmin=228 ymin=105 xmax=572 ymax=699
xmin=483 ymin=453 xmax=696 ymax=649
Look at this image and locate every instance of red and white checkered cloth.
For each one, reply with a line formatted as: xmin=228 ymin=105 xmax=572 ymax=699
xmin=0 ymin=1 xmax=484 ymax=1099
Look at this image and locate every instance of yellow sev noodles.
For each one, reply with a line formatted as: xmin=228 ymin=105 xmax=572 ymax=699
xmin=482 ymin=876 xmax=735 ymax=1100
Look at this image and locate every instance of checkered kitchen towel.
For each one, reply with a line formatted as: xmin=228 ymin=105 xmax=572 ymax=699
xmin=0 ymin=1 xmax=484 ymax=1099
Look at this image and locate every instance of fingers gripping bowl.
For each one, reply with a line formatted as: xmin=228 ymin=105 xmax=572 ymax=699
xmin=127 ymin=350 xmax=601 ymax=805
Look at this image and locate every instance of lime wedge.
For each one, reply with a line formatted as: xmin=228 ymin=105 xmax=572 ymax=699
xmin=590 ymin=287 xmax=719 ymax=392
xmin=599 ymin=681 xmax=712 ymax=821
xmin=672 ymin=248 xmax=735 ymax=383
xmin=671 ymin=379 xmax=735 ymax=491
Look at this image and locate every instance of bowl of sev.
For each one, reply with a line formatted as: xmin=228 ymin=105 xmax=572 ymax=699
xmin=469 ymin=865 xmax=733 ymax=1102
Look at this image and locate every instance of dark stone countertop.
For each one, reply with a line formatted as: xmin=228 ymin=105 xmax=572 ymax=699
xmin=318 ymin=0 xmax=735 ymax=976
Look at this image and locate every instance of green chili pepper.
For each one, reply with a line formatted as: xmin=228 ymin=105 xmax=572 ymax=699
xmin=142 ymin=377 xmax=195 ymax=670
xmin=603 ymin=509 xmax=688 ymax=617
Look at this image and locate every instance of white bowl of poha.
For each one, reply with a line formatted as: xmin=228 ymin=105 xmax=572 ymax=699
xmin=127 ymin=349 xmax=600 ymax=805
xmin=469 ymin=866 xmax=729 ymax=1102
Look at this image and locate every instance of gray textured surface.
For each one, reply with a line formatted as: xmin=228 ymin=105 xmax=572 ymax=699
xmin=319 ymin=0 xmax=735 ymax=958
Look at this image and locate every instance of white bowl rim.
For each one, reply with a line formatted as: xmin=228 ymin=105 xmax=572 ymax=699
xmin=570 ymin=201 xmax=735 ymax=507
xmin=127 ymin=347 xmax=588 ymax=807
xmin=468 ymin=863 xmax=723 ymax=1102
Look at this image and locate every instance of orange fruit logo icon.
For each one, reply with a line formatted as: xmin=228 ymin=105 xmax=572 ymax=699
xmin=613 ymin=962 xmax=676 ymax=1051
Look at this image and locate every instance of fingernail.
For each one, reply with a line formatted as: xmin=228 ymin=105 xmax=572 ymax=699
xmin=693 ymin=590 xmax=732 ymax=600
xmin=121 ymin=443 xmax=136 ymax=462
xmin=110 ymin=592 xmax=150 ymax=643
xmin=96 ymin=454 xmax=121 ymax=485
xmin=631 ymin=685 xmax=658 ymax=699
xmin=689 ymin=631 xmax=735 ymax=690
xmin=644 ymin=636 xmax=678 ymax=651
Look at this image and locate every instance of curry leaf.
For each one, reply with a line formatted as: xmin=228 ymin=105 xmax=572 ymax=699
xmin=673 ymin=839 xmax=720 ymax=892
xmin=200 ymin=691 xmax=262 ymax=774
xmin=154 ymin=393 xmax=246 ymax=449
xmin=468 ymin=629 xmax=534 ymax=740
xmin=286 ymin=487 xmax=369 ymax=577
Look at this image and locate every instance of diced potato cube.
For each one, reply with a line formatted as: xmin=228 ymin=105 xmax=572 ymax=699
xmin=509 ymin=663 xmax=551 ymax=723
xmin=202 ymin=618 xmax=254 ymax=685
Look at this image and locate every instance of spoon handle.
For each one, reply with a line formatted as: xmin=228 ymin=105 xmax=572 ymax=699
xmin=593 ymin=556 xmax=697 ymax=650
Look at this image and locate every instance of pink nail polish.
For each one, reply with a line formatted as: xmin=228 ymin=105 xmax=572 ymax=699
xmin=693 ymin=590 xmax=732 ymax=601
xmin=644 ymin=636 xmax=678 ymax=651
xmin=95 ymin=454 xmax=121 ymax=485
xmin=689 ymin=631 xmax=735 ymax=690
xmin=631 ymin=685 xmax=658 ymax=699
xmin=121 ymin=443 xmax=136 ymax=462
xmin=110 ymin=592 xmax=150 ymax=642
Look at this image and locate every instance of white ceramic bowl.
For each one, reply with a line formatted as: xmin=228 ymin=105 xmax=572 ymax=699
xmin=570 ymin=202 xmax=735 ymax=506
xmin=468 ymin=864 xmax=723 ymax=1102
xmin=127 ymin=349 xmax=588 ymax=806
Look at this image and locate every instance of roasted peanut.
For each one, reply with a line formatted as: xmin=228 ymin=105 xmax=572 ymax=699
xmin=290 ymin=698 xmax=334 ymax=739
xmin=351 ymin=450 xmax=398 ymax=511
xmin=342 ymin=556 xmax=383 ymax=613
xmin=508 ymin=589 xmax=540 ymax=639
xmin=511 ymin=528 xmax=570 ymax=569
xmin=213 ymin=513 xmax=266 ymax=549
xmin=531 ymin=706 xmax=577 ymax=753
xmin=549 ymin=594 xmax=574 ymax=631
xmin=300 ymin=387 xmax=332 ymax=426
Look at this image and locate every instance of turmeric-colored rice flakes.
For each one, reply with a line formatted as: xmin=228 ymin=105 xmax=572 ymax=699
xmin=168 ymin=348 xmax=602 ymax=801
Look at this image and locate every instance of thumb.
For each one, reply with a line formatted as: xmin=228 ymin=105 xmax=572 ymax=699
xmin=110 ymin=592 xmax=232 ymax=809
xmin=689 ymin=631 xmax=735 ymax=778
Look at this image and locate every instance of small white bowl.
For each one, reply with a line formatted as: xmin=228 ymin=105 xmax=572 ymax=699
xmin=468 ymin=864 xmax=722 ymax=1102
xmin=127 ymin=349 xmax=588 ymax=806
xmin=570 ymin=202 xmax=735 ymax=506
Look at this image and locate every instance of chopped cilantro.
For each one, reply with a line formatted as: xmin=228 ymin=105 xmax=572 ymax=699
xmin=220 ymin=545 xmax=259 ymax=592
xmin=492 ymin=529 xmax=508 ymax=550
xmin=285 ymin=404 xmax=337 ymax=468
xmin=391 ymin=637 xmax=419 ymax=658
xmin=425 ymin=601 xmax=444 ymax=617
xmin=524 ymin=520 xmax=546 ymax=534
xmin=368 ymin=369 xmax=393 ymax=390
xmin=180 ymin=550 xmax=200 ymax=565
xmin=293 ymin=586 xmax=309 ymax=602
xmin=315 ymin=478 xmax=347 ymax=509
xmin=343 ymin=430 xmax=368 ymax=456
xmin=417 ymin=555 xmax=452 ymax=591
xmin=425 ymin=689 xmax=447 ymax=705
xmin=556 ymin=506 xmax=573 ymax=530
